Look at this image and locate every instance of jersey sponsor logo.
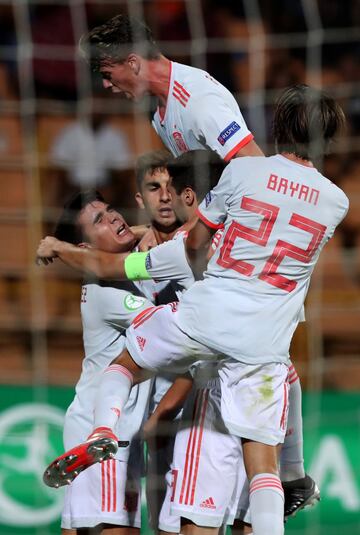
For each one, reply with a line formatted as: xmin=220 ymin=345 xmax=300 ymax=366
xmin=172 ymin=131 xmax=188 ymax=152
xmin=124 ymin=294 xmax=147 ymax=311
xmin=200 ymin=496 xmax=216 ymax=509
xmin=267 ymin=173 xmax=320 ymax=206
xmin=217 ymin=121 xmax=241 ymax=146
xmin=136 ymin=336 xmax=146 ymax=351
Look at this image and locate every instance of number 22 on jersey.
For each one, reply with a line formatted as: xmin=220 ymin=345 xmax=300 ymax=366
xmin=217 ymin=197 xmax=327 ymax=292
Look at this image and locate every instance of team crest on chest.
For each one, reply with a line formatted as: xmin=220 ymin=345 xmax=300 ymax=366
xmin=172 ymin=131 xmax=188 ymax=153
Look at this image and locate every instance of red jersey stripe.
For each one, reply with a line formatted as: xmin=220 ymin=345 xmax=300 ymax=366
xmin=223 ymin=133 xmax=254 ymax=161
xmin=197 ymin=208 xmax=224 ymax=230
xmin=174 ymin=80 xmax=190 ymax=97
xmin=173 ymin=85 xmax=189 ymax=102
xmin=173 ymin=92 xmax=187 ymax=108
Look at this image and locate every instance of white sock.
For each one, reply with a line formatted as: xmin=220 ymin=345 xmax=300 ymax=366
xmin=249 ymin=473 xmax=284 ymax=535
xmin=93 ymin=364 xmax=133 ymax=435
xmin=280 ymin=362 xmax=305 ymax=481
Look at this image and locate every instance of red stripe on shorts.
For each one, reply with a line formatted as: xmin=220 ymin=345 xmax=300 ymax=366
xmin=190 ymin=389 xmax=209 ymax=505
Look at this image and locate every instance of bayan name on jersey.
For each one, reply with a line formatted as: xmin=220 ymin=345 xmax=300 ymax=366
xmin=267 ymin=173 xmax=320 ymax=206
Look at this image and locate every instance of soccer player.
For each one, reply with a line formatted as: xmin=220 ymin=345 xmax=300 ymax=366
xmin=79 ymin=16 xmax=314 ymax=512
xmin=44 ymin=191 xmax=155 ymax=535
xmin=78 ymin=14 xmax=262 ymax=161
xmin=41 ymin=86 xmax=348 ymax=535
xmin=132 ymin=148 xmax=182 ymax=534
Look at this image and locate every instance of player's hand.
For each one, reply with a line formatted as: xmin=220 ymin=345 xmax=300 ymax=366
xmin=36 ymin=236 xmax=60 ymax=265
xmin=138 ymin=228 xmax=157 ymax=251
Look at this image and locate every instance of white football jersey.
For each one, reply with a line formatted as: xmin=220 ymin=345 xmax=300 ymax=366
xmin=177 ymin=155 xmax=349 ymax=364
xmin=63 ymin=280 xmax=154 ymax=460
xmin=152 ymin=62 xmax=253 ymax=161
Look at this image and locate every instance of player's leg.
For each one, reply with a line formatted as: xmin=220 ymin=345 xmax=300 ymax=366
xmin=44 ymin=304 xmax=217 ymax=487
xmin=281 ymin=362 xmax=320 ymax=518
xmin=241 ymin=440 xmax=284 ymax=535
xmin=170 ymin=379 xmax=241 ymax=535
xmin=180 ymin=520 xmax=218 ymax=535
xmin=231 ymin=520 xmax=253 ymax=535
xmin=217 ymin=360 xmax=289 ymax=535
xmin=281 ymin=362 xmax=304 ymax=481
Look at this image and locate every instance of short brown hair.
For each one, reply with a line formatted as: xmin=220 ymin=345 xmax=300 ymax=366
xmin=273 ymin=84 xmax=346 ymax=161
xmin=79 ymin=14 xmax=161 ymax=71
xmin=135 ymin=150 xmax=172 ymax=191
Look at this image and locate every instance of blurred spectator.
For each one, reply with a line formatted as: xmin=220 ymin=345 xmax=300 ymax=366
xmin=31 ymin=5 xmax=77 ymax=100
xmin=47 ymin=100 xmax=132 ymax=206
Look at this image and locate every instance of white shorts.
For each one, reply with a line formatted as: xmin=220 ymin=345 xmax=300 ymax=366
xmin=126 ymin=303 xmax=220 ymax=374
xmin=128 ymin=304 xmax=289 ymax=447
xmin=168 ymin=380 xmax=246 ymax=528
xmin=218 ymin=359 xmax=290 ymax=446
xmin=61 ymin=459 xmax=141 ymax=529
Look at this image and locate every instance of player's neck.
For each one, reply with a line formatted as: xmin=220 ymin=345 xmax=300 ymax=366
xmin=151 ymin=223 xmax=179 ymax=244
xmin=281 ymin=152 xmax=314 ymax=168
xmin=147 ymin=56 xmax=172 ymax=107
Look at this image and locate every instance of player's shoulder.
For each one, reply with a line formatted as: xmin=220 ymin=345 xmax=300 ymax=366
xmin=317 ymin=171 xmax=349 ymax=209
xmin=227 ymin=155 xmax=270 ymax=174
xmin=173 ymin=62 xmax=225 ymax=99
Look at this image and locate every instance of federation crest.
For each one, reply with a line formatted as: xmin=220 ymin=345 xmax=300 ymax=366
xmin=172 ymin=131 xmax=188 ymax=153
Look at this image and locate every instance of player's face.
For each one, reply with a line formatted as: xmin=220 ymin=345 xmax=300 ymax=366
xmin=99 ymin=58 xmax=148 ymax=102
xmin=136 ymin=168 xmax=177 ymax=227
xmin=78 ymin=201 xmax=136 ymax=253
xmin=167 ymin=184 xmax=188 ymax=224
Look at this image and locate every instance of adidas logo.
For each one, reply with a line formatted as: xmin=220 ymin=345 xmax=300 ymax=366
xmin=136 ymin=336 xmax=146 ymax=351
xmin=200 ymin=497 xmax=216 ymax=509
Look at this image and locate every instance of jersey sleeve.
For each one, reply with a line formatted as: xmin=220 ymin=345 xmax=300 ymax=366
xmin=197 ymin=165 xmax=233 ymax=229
xmin=99 ymin=286 xmax=153 ymax=331
xmin=191 ymin=92 xmax=253 ymax=161
xmin=146 ymin=233 xmax=195 ymax=290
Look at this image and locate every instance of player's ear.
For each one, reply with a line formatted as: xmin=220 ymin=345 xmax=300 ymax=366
xmin=127 ymin=54 xmax=140 ymax=75
xmin=78 ymin=242 xmax=92 ymax=249
xmin=135 ymin=192 xmax=145 ymax=210
xmin=184 ymin=187 xmax=195 ymax=207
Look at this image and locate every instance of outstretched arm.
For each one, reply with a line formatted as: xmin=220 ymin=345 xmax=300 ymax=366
xmin=143 ymin=374 xmax=193 ymax=447
xmin=36 ymin=236 xmax=133 ymax=279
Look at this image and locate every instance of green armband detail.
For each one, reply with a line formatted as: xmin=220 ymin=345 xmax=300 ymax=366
xmin=124 ymin=252 xmax=152 ymax=281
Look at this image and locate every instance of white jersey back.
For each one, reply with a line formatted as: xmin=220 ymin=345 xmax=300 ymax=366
xmin=177 ymin=155 xmax=349 ymax=364
xmin=64 ymin=280 xmax=153 ymax=459
xmin=152 ymin=62 xmax=252 ymax=161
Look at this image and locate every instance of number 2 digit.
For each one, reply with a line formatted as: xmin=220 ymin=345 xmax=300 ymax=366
xmin=217 ymin=197 xmax=327 ymax=292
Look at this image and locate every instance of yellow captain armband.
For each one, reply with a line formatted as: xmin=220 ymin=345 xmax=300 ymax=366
xmin=124 ymin=252 xmax=152 ymax=281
